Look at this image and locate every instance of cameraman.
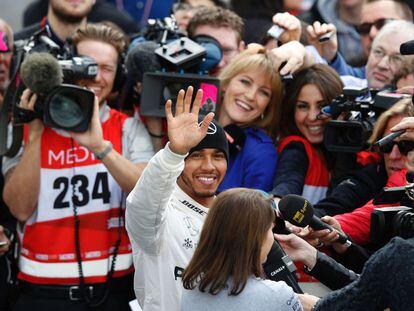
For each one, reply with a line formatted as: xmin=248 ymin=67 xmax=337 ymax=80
xmin=2 ymin=23 xmax=153 ymax=310
xmin=187 ymin=6 xmax=245 ymax=76
xmin=321 ymin=99 xmax=414 ymax=247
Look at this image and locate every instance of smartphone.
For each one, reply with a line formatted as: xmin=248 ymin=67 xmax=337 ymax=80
xmin=319 ymin=32 xmax=333 ymax=42
xmin=267 ymin=25 xmax=285 ymax=40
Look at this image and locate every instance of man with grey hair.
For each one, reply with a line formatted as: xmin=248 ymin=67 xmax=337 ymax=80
xmin=307 ymin=0 xmax=413 ymax=79
xmin=341 ymin=20 xmax=414 ymax=89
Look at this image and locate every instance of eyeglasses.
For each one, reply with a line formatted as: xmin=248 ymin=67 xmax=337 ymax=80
xmin=371 ymin=48 xmax=404 ymax=68
xmin=357 ymin=18 xmax=394 ymax=35
xmin=378 ymin=140 xmax=414 ymax=155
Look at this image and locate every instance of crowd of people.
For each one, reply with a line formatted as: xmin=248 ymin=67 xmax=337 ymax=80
xmin=1 ymin=0 xmax=414 ymax=310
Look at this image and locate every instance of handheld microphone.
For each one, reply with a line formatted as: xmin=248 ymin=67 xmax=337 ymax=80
xmin=263 ymin=240 xmax=303 ymax=294
xmin=373 ymin=129 xmax=405 ymax=147
xmin=20 ymin=52 xmax=63 ymax=94
xmin=278 ymin=194 xmax=352 ymax=246
xmin=400 ymin=39 xmax=414 ymax=55
xmin=223 ymin=124 xmax=246 ymax=156
xmin=126 ymin=41 xmax=162 ymax=83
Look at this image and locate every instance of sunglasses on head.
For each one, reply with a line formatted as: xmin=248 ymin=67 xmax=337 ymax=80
xmin=357 ymin=18 xmax=394 ymax=35
xmin=378 ymin=140 xmax=414 ymax=155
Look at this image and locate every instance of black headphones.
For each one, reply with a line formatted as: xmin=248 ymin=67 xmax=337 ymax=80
xmin=112 ymin=51 xmax=126 ymax=93
xmin=66 ymin=36 xmax=127 ymax=93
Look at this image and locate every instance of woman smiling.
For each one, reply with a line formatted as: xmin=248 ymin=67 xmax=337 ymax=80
xmin=217 ymin=46 xmax=283 ymax=192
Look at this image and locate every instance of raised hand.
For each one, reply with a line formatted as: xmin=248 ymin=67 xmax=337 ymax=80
xmin=272 ymin=12 xmax=302 ymax=44
xmin=270 ymin=41 xmax=307 ymax=75
xmin=307 ymin=21 xmax=338 ymax=63
xmin=166 ymin=86 xmax=214 ymax=155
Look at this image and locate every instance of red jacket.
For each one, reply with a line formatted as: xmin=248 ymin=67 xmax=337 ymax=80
xmin=335 ymin=169 xmax=407 ymax=245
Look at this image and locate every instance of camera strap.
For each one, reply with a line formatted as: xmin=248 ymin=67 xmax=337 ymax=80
xmin=0 ymin=47 xmax=26 ymax=157
xmin=70 ymin=139 xmax=122 ymax=307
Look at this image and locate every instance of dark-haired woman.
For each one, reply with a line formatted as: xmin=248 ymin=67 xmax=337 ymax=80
xmin=271 ymin=64 xmax=343 ymax=204
xmin=181 ymin=188 xmax=311 ymax=311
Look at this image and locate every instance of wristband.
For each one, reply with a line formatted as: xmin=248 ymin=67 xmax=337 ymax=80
xmin=94 ymin=141 xmax=113 ymax=160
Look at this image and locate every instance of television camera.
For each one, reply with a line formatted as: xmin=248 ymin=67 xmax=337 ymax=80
xmin=127 ymin=16 xmax=222 ymax=117
xmin=0 ymin=26 xmax=98 ymax=157
xmin=321 ymin=86 xmax=410 ymax=153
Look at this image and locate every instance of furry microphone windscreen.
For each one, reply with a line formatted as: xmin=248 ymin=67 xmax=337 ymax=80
xmin=20 ymin=52 xmax=63 ymax=95
xmin=126 ymin=41 xmax=161 ymax=83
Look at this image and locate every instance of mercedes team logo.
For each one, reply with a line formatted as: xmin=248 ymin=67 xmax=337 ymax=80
xmin=199 ymin=121 xmax=217 ymax=135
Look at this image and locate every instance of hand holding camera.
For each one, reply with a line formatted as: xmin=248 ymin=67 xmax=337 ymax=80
xmin=18 ymin=88 xmax=44 ymax=140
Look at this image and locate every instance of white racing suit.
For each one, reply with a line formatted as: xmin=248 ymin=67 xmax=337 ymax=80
xmin=126 ymin=143 xmax=208 ymax=311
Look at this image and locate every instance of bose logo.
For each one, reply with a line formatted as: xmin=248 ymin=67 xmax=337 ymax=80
xmin=199 ymin=121 xmax=217 ymax=135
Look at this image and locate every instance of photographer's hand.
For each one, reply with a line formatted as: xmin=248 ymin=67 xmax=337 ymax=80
xmin=71 ymin=96 xmax=148 ymax=193
xmin=4 ymin=88 xmax=43 ymax=221
xmin=19 ymin=89 xmax=44 ymax=140
xmin=166 ymin=86 xmax=214 ymax=155
xmin=70 ymin=96 xmax=106 ymax=153
xmin=272 ymin=12 xmax=302 ymax=43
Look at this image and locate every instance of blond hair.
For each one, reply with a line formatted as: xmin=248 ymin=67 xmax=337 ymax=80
xmin=219 ymin=46 xmax=283 ymax=139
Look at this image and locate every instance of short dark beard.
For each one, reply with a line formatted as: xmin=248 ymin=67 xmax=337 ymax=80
xmin=50 ymin=4 xmax=91 ymax=25
xmin=178 ymin=174 xmax=216 ymax=202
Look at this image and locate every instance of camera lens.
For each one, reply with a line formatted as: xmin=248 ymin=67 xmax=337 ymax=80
xmin=48 ymin=92 xmax=84 ymax=129
xmin=344 ymin=127 xmax=362 ymax=146
xmin=393 ymin=210 xmax=414 ymax=239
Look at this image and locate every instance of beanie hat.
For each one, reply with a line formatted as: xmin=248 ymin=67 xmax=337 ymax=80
xmin=188 ymin=117 xmax=229 ymax=162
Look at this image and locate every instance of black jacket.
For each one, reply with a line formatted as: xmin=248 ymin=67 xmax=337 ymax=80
xmin=313 ymin=162 xmax=388 ymax=218
xmin=314 ymin=237 xmax=414 ymax=311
